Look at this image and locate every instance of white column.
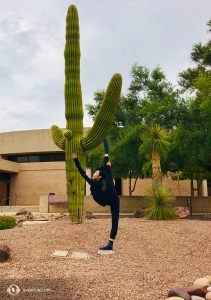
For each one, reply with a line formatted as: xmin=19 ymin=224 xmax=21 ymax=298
xmin=85 ymin=168 xmax=92 ymax=195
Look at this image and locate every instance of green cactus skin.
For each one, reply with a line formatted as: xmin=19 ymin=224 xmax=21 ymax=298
xmin=51 ymin=4 xmax=122 ymax=223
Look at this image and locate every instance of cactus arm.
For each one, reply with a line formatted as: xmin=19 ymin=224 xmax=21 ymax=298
xmin=51 ymin=125 xmax=66 ymax=151
xmin=64 ymin=130 xmax=73 ymax=140
xmin=81 ymin=73 xmax=122 ymax=151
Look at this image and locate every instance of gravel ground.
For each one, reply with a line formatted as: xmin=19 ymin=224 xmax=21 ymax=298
xmin=1 ymin=216 xmax=211 ymax=300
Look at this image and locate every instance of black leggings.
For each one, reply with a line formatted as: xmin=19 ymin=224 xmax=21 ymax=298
xmin=94 ymin=161 xmax=120 ymax=240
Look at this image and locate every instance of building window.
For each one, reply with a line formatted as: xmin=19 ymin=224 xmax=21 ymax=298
xmin=7 ymin=153 xmax=65 ymax=163
xmin=29 ymin=156 xmax=40 ymax=162
xmin=17 ymin=156 xmax=28 ymax=163
xmin=0 ymin=172 xmax=10 ymax=182
xmin=52 ymin=153 xmax=65 ymax=161
xmin=40 ymin=154 xmax=52 ymax=162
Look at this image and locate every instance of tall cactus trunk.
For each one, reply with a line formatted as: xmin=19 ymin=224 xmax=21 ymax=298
xmin=64 ymin=6 xmax=84 ymax=223
xmin=51 ymin=4 xmax=122 ymax=223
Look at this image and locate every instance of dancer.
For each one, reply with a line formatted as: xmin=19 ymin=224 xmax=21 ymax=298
xmin=71 ymin=140 xmax=120 ymax=253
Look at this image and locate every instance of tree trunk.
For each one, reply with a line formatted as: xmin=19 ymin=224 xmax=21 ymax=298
xmin=129 ymin=176 xmax=132 ymax=196
xmin=191 ymin=179 xmax=194 ymax=196
xmin=151 ymin=150 xmax=162 ymax=186
xmin=131 ymin=177 xmax=138 ymax=195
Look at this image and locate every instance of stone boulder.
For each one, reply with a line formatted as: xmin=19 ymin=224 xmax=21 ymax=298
xmin=168 ymin=287 xmax=191 ymax=300
xmin=32 ymin=213 xmax=64 ymax=221
xmin=133 ymin=208 xmax=149 ymax=218
xmin=166 ymin=297 xmax=185 ymax=300
xmin=15 ymin=208 xmax=28 ymax=215
xmin=0 ymin=244 xmax=11 ymax=262
xmin=174 ymin=207 xmax=190 ymax=219
xmin=185 ymin=285 xmax=208 ymax=297
xmin=206 ymin=292 xmax=211 ymax=300
xmin=193 ymin=278 xmax=211 ymax=287
xmin=16 ymin=211 xmax=34 ymax=224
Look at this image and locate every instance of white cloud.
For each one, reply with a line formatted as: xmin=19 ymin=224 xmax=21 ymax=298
xmin=15 ymin=18 xmax=34 ymax=33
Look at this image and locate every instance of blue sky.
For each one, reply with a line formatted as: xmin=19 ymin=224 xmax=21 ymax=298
xmin=0 ymin=0 xmax=210 ymax=132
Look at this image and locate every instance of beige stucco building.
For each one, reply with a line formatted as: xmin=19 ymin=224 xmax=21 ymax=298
xmin=0 ymin=128 xmax=209 ymax=207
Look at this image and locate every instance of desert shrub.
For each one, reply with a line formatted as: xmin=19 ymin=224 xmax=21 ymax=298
xmin=0 ymin=216 xmax=16 ymax=230
xmin=144 ymin=185 xmax=177 ymax=220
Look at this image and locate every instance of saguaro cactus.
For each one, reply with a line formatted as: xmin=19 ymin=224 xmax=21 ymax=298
xmin=51 ymin=5 xmax=122 ymax=223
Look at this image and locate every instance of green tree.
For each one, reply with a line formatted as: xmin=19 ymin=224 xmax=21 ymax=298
xmin=86 ymin=64 xmax=187 ymax=189
xmin=128 ymin=64 xmax=187 ymax=129
xmin=165 ymin=127 xmax=211 ymax=195
xmin=110 ymin=126 xmax=148 ymax=195
xmin=86 ymin=126 xmax=148 ymax=195
xmin=178 ymin=20 xmax=211 ymax=90
xmin=86 ymin=90 xmax=141 ymax=127
xmin=176 ymin=19 xmax=211 ymax=180
xmin=86 ymin=65 xmax=186 ymax=129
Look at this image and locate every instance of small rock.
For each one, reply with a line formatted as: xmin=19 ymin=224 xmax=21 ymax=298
xmin=185 ymin=285 xmax=208 ymax=297
xmin=194 ymin=278 xmax=211 ymax=287
xmin=174 ymin=206 xmax=190 ymax=218
xmin=191 ymin=296 xmax=207 ymax=300
xmin=0 ymin=244 xmax=11 ymax=262
xmin=15 ymin=217 xmax=24 ymax=224
xmin=205 ymin=276 xmax=211 ymax=283
xmin=85 ymin=212 xmax=96 ymax=220
xmin=204 ymin=214 xmax=211 ymax=220
xmin=133 ymin=208 xmax=149 ymax=218
xmin=166 ymin=297 xmax=184 ymax=300
xmin=15 ymin=211 xmax=34 ymax=224
xmin=168 ymin=287 xmax=191 ymax=300
xmin=16 ymin=208 xmax=28 ymax=215
xmin=206 ymin=292 xmax=211 ymax=300
xmin=24 ymin=212 xmax=33 ymax=221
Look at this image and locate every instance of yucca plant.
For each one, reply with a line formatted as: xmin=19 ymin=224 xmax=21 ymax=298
xmin=144 ymin=185 xmax=177 ymax=220
xmin=140 ymin=123 xmax=170 ymax=186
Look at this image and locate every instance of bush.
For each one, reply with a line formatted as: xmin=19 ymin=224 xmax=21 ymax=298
xmin=144 ymin=184 xmax=177 ymax=220
xmin=0 ymin=216 xmax=16 ymax=230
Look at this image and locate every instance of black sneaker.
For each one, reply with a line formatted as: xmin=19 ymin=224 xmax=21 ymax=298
xmin=98 ymin=245 xmax=113 ymax=255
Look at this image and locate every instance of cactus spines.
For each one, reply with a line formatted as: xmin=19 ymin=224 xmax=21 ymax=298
xmin=81 ymin=73 xmax=122 ymax=151
xmin=51 ymin=125 xmax=66 ymax=150
xmin=51 ymin=4 xmax=122 ymax=223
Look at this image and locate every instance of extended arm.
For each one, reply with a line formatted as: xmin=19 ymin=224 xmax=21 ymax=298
xmin=71 ymin=154 xmax=93 ymax=185
xmin=97 ymin=140 xmax=110 ymax=173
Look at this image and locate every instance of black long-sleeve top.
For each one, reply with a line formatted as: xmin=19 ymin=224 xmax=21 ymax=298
xmin=73 ymin=158 xmax=104 ymax=201
xmin=73 ymin=156 xmax=119 ymax=239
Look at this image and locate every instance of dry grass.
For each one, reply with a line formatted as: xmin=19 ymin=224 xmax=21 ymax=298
xmin=1 ymin=216 xmax=211 ymax=299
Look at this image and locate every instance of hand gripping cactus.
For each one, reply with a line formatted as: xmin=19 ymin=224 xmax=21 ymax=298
xmin=50 ymin=5 xmax=122 ymax=223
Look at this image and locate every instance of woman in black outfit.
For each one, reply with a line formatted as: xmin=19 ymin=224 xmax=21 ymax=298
xmin=71 ymin=140 xmax=120 ymax=253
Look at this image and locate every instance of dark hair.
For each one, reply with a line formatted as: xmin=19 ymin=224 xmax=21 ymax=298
xmin=98 ymin=169 xmax=105 ymax=178
xmin=94 ymin=167 xmax=105 ymax=179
